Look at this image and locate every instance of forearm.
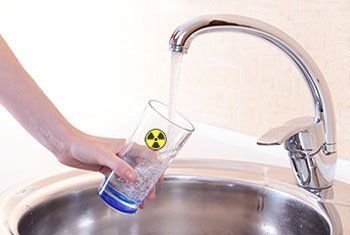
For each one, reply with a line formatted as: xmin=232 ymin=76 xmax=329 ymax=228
xmin=0 ymin=35 xmax=141 ymax=181
xmin=0 ymin=35 xmax=76 ymax=156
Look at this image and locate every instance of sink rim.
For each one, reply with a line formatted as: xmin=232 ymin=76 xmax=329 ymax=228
xmin=0 ymin=158 xmax=347 ymax=234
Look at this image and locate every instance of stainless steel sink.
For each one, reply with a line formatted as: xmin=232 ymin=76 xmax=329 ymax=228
xmin=0 ymin=159 xmax=349 ymax=234
xmin=18 ymin=178 xmax=331 ymax=235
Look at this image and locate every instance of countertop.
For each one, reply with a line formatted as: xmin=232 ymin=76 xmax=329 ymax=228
xmin=0 ymin=113 xmax=349 ymax=193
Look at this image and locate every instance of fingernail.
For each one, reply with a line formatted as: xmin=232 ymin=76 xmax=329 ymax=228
xmin=126 ymin=170 xmax=137 ymax=181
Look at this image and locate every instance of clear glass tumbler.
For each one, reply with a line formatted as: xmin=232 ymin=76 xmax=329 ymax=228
xmin=98 ymin=100 xmax=194 ymax=215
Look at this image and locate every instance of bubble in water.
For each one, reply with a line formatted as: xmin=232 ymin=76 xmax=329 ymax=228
xmin=109 ymin=158 xmax=166 ymax=203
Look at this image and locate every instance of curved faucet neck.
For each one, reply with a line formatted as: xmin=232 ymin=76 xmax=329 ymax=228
xmin=169 ymin=14 xmax=336 ymax=152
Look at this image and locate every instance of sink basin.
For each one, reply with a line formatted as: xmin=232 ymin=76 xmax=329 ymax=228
xmin=0 ymin=159 xmax=348 ymax=234
xmin=19 ymin=177 xmax=329 ymax=235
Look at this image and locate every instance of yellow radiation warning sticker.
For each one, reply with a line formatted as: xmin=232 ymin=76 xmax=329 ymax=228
xmin=145 ymin=128 xmax=167 ymax=151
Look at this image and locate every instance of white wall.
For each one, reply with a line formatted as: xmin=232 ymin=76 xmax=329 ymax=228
xmin=0 ymin=1 xmax=349 ymax=173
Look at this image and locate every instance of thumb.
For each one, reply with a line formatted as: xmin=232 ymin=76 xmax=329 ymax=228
xmin=99 ymin=153 xmax=138 ymax=181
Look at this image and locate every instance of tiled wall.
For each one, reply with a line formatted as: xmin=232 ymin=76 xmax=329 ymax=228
xmin=1 ymin=1 xmax=349 ymax=160
xmin=172 ymin=1 xmax=350 ymax=160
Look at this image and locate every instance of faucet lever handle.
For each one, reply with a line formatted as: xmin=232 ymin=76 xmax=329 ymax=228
xmin=257 ymin=116 xmax=323 ymax=147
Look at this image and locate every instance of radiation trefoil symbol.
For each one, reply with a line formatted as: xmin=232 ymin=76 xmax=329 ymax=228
xmin=145 ymin=129 xmax=167 ymax=151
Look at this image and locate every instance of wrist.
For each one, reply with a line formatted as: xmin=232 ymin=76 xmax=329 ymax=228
xmin=38 ymin=122 xmax=80 ymax=158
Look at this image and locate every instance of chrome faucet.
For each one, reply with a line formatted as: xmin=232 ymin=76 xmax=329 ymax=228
xmin=169 ymin=15 xmax=337 ymax=192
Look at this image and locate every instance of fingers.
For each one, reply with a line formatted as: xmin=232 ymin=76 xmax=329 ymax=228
xmin=129 ymin=143 xmax=155 ymax=157
xmin=102 ymin=138 xmax=163 ymax=206
xmin=107 ymin=138 xmax=159 ymax=166
xmin=148 ymin=187 xmax=156 ymax=200
xmin=57 ymin=156 xmax=114 ymax=177
xmin=126 ymin=143 xmax=160 ymax=165
xmin=97 ymin=152 xmax=138 ymax=181
xmin=147 ymin=175 xmax=163 ymax=201
xmin=139 ymin=202 xmax=145 ymax=209
xmin=98 ymin=166 xmax=111 ymax=176
xmin=158 ymin=175 xmax=164 ymax=184
xmin=106 ymin=138 xmax=127 ymax=154
xmin=57 ymin=156 xmax=102 ymax=171
xmin=140 ymin=186 xmax=156 ymax=210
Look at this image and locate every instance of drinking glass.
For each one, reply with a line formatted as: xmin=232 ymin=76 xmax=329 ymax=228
xmin=98 ymin=100 xmax=194 ymax=214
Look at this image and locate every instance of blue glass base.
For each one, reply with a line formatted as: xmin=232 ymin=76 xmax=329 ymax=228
xmin=98 ymin=184 xmax=139 ymax=215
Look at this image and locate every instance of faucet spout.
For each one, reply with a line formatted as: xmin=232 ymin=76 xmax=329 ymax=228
xmin=169 ymin=15 xmax=337 ymax=190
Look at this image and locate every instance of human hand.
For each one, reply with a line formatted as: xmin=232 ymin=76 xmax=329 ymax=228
xmin=54 ymin=131 xmax=159 ymax=205
xmin=0 ymin=35 xmax=161 ymax=208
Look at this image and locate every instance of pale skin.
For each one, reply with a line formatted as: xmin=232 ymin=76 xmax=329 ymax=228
xmin=0 ymin=35 xmax=159 ymax=208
